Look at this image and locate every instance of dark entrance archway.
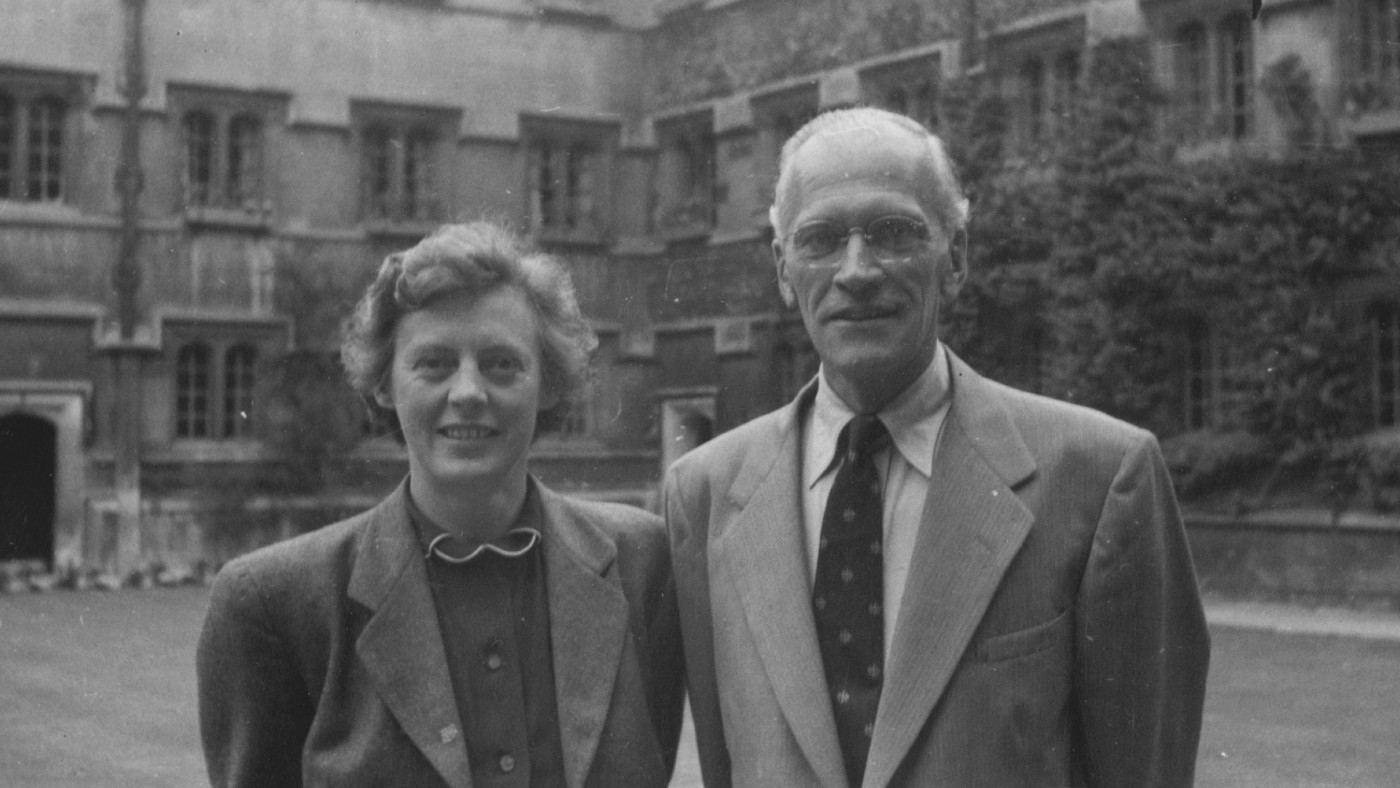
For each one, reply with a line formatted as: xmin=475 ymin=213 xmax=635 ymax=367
xmin=0 ymin=413 xmax=57 ymax=567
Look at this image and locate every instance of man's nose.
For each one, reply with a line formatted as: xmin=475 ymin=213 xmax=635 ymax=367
xmin=832 ymin=232 xmax=882 ymax=288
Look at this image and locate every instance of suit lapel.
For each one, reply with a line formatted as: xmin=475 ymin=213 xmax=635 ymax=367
xmin=713 ymin=386 xmax=849 ymax=788
xmin=865 ymin=354 xmax=1038 ymax=788
xmin=348 ymin=481 xmax=472 ymax=788
xmin=538 ymin=483 xmax=629 ymax=788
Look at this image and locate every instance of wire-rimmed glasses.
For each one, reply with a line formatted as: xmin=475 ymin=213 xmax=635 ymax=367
xmin=784 ymin=215 xmax=933 ymax=268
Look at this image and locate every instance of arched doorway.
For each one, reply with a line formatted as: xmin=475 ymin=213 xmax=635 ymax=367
xmin=0 ymin=413 xmax=57 ymax=567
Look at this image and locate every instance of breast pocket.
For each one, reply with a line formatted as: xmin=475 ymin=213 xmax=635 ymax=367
xmin=966 ymin=607 xmax=1071 ymax=663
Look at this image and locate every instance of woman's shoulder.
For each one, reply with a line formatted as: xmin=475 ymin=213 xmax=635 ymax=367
xmin=204 ymin=505 xmax=381 ymax=623
xmin=223 ymin=510 xmax=369 ymax=580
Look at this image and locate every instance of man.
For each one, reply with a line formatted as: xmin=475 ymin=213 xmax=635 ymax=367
xmin=664 ymin=107 xmax=1210 ymax=787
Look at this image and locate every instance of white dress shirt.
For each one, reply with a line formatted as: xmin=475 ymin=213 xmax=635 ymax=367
xmin=800 ymin=342 xmax=953 ymax=661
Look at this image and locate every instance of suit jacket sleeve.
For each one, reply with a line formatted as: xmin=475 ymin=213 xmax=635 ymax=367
xmin=645 ymin=547 xmax=688 ymax=778
xmin=662 ymin=466 xmax=734 ymax=788
xmin=196 ymin=560 xmax=315 ymax=788
xmin=1074 ymin=433 xmax=1210 ymax=787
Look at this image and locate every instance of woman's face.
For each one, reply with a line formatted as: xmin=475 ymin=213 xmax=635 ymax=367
xmin=375 ymin=286 xmax=555 ymax=501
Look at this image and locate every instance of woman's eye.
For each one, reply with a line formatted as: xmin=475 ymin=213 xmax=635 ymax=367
xmin=486 ymin=355 xmax=524 ymax=374
xmin=414 ymin=356 xmax=454 ymax=376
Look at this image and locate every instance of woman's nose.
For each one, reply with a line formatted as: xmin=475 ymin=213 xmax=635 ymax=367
xmin=447 ymin=366 xmax=487 ymax=407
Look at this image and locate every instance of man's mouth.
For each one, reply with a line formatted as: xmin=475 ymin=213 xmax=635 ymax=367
xmin=439 ymin=425 xmax=497 ymax=440
xmin=829 ymin=304 xmax=898 ymax=322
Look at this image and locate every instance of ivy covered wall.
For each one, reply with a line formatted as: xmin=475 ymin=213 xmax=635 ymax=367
xmin=939 ymin=37 xmax=1400 ymax=513
xmin=644 ymin=0 xmax=1084 ymax=107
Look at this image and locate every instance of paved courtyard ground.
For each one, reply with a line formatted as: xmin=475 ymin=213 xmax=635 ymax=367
xmin=1 ymin=587 xmax=1397 ymax=787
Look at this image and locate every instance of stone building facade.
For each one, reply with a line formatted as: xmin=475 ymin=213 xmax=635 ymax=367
xmin=1 ymin=0 xmax=1395 ymax=575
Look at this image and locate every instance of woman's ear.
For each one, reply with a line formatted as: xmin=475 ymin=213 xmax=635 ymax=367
xmin=538 ymin=387 xmax=561 ymax=412
xmin=372 ymin=386 xmax=393 ymax=410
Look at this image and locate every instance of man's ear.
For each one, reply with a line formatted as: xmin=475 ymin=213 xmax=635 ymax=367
xmin=941 ymin=228 xmax=969 ymax=300
xmin=772 ymin=237 xmax=797 ymax=307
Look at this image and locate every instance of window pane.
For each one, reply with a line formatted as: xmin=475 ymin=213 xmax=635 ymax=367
xmin=885 ymin=86 xmax=908 ymax=117
xmin=531 ymin=141 xmax=556 ymax=230
xmin=1377 ymin=308 xmax=1400 ymax=427
xmin=1051 ymin=51 xmax=1080 ymax=134
xmin=566 ymin=144 xmax=593 ymax=230
xmin=916 ymin=82 xmax=938 ymax=131
xmin=1185 ymin=322 xmax=1209 ymax=429
xmin=1218 ymin=14 xmax=1253 ymax=139
xmin=184 ymin=111 xmax=216 ymax=206
xmin=1356 ymin=1 xmax=1399 ymax=108
xmin=227 ymin=114 xmax=262 ymax=208
xmin=0 ymin=93 xmax=14 ymax=199
xmin=1176 ymin=23 xmax=1208 ymax=132
xmin=177 ymin=343 xmax=212 ymax=438
xmin=27 ymin=97 xmax=64 ymax=201
xmin=223 ymin=345 xmax=257 ymax=439
xmin=403 ymin=129 xmax=434 ymax=221
xmin=363 ymin=126 xmax=394 ymax=219
xmin=1021 ymin=58 xmax=1045 ymax=144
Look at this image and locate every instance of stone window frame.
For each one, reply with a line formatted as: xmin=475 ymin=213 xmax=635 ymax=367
xmin=0 ymin=68 xmax=87 ymax=205
xmin=351 ymin=101 xmax=457 ymax=228
xmin=653 ymin=109 xmax=717 ymax=238
xmin=173 ymin=337 xmax=263 ymax=442
xmin=520 ymin=113 xmax=618 ymax=245
xmin=1161 ymin=7 xmax=1255 ymax=143
xmin=1005 ymin=48 xmax=1082 ymax=153
xmin=750 ymin=82 xmax=819 ymax=218
xmin=168 ymin=85 xmax=285 ymax=222
xmin=987 ymin=13 xmax=1084 ymax=158
xmin=859 ymin=53 xmax=943 ymax=133
xmin=1182 ymin=318 xmax=1247 ymax=431
xmin=1349 ymin=0 xmax=1400 ymax=114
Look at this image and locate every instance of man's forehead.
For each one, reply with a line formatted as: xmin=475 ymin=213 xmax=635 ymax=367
xmin=786 ymin=126 xmax=934 ymax=209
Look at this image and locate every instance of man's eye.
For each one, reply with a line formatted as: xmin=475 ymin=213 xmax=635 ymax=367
xmin=794 ymin=224 xmax=843 ymax=256
xmin=869 ymin=216 xmax=926 ymax=251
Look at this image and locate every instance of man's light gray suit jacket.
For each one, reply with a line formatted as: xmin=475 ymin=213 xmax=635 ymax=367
xmin=665 ymin=351 xmax=1210 ymax=788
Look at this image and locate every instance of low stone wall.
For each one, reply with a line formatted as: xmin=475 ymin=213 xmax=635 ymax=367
xmin=1187 ymin=510 xmax=1400 ymax=613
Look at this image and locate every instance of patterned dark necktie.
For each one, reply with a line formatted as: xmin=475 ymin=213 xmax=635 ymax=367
xmin=812 ymin=414 xmax=889 ymax=788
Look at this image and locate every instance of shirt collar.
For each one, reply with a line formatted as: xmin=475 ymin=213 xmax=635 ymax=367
xmin=406 ymin=478 xmax=545 ymax=564
xmin=806 ymin=342 xmax=951 ymax=488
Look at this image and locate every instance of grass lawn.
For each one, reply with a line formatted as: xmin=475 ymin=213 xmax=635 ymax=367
xmin=2 ymin=587 xmax=1399 ymax=787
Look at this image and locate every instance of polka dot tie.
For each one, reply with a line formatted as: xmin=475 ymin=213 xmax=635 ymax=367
xmin=812 ymin=414 xmax=888 ymax=788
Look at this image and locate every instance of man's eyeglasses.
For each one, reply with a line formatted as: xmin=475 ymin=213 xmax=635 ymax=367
xmin=786 ymin=215 xmax=932 ymax=266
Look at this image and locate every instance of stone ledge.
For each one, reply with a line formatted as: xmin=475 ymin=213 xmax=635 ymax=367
xmin=1188 ymin=509 xmax=1400 ymax=534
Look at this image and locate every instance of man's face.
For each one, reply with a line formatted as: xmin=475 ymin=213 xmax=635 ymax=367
xmin=772 ymin=125 xmax=966 ymax=411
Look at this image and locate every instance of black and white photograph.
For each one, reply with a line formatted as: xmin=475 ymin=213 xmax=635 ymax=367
xmin=1 ymin=0 xmax=1398 ymax=786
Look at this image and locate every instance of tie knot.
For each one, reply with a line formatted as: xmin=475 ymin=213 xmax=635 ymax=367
xmin=845 ymin=415 xmax=889 ymax=461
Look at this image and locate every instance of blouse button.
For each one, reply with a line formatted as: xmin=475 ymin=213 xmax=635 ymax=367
xmin=485 ymin=640 xmax=503 ymax=671
xmin=498 ymin=752 xmax=516 ymax=773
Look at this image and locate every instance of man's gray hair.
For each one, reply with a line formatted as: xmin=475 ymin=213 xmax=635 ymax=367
xmin=768 ymin=107 xmax=970 ymax=237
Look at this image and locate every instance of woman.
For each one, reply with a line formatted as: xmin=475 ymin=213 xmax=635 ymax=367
xmin=197 ymin=221 xmax=684 ymax=787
